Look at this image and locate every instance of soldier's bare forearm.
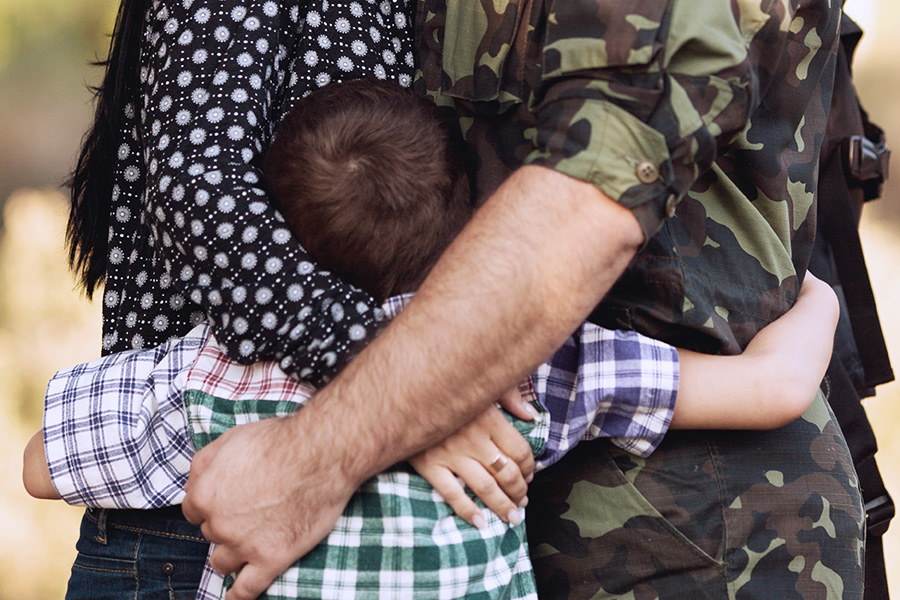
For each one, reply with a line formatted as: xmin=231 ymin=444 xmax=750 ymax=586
xmin=182 ymin=165 xmax=643 ymax=599
xmin=306 ymin=164 xmax=644 ymax=481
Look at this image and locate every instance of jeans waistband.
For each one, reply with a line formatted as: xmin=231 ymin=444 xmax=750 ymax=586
xmin=86 ymin=506 xmax=206 ymax=542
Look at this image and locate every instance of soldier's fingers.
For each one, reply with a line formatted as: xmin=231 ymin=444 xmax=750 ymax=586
xmin=208 ymin=543 xmax=245 ymax=576
xmin=224 ymin=562 xmax=280 ymax=600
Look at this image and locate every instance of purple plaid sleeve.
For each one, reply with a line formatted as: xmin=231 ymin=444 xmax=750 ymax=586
xmin=42 ymin=324 xmax=209 ymax=508
xmin=534 ymin=324 xmax=679 ymax=469
xmin=385 ymin=293 xmax=678 ymax=466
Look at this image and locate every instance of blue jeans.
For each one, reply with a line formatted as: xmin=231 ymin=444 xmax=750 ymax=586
xmin=66 ymin=506 xmax=209 ymax=600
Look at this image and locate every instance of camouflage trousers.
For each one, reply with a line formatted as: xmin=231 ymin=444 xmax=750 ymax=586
xmin=526 ymin=392 xmax=865 ymax=599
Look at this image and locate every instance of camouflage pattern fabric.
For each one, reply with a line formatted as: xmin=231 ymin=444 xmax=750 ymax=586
xmin=415 ymin=0 xmax=864 ymax=596
xmin=526 ymin=393 xmax=864 ymax=599
xmin=414 ymin=0 xmax=838 ymax=355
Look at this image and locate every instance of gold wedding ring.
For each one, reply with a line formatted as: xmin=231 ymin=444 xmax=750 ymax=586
xmin=487 ymin=452 xmax=510 ymax=474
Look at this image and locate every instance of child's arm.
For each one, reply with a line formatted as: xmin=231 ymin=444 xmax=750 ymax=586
xmin=671 ymin=272 xmax=838 ymax=429
xmin=412 ymin=273 xmax=838 ymax=523
xmin=23 ymin=430 xmax=60 ymax=500
xmin=39 ymin=326 xmax=207 ymax=508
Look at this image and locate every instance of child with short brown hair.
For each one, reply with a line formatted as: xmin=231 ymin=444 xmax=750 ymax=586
xmin=25 ymin=79 xmax=838 ymax=600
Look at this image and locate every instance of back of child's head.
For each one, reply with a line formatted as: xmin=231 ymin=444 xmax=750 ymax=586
xmin=264 ymin=79 xmax=472 ymax=302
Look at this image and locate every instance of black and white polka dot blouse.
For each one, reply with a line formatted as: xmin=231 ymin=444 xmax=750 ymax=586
xmin=101 ymin=0 xmax=415 ymax=383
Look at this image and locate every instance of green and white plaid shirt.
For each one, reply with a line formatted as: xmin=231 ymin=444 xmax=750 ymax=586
xmin=184 ymin=290 xmax=677 ymax=599
xmin=188 ymin=379 xmax=546 ymax=600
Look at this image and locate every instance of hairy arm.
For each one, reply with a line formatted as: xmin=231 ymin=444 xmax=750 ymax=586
xmin=182 ymin=165 xmax=643 ymax=600
xmin=182 ymin=1 xmax=762 ymax=596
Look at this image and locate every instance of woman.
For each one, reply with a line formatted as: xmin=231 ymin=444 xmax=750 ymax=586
xmin=64 ymin=0 xmax=415 ymax=596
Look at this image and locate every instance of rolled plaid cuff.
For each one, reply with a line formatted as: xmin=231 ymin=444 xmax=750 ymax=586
xmin=43 ymin=326 xmax=206 ymax=508
xmin=535 ymin=325 xmax=679 ymax=469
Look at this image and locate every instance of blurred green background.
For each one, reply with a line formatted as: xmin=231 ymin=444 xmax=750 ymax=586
xmin=0 ymin=1 xmax=897 ymax=597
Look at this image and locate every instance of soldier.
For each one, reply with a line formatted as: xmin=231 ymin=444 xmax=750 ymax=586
xmin=183 ymin=2 xmax=864 ymax=599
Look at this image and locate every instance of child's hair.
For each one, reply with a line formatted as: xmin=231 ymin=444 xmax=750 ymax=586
xmin=264 ymin=79 xmax=472 ymax=302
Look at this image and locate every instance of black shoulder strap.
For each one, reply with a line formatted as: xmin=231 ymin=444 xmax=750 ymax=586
xmin=813 ymin=12 xmax=894 ymax=600
xmin=817 ymin=14 xmax=893 ymax=391
xmin=818 ymin=142 xmax=893 ymax=390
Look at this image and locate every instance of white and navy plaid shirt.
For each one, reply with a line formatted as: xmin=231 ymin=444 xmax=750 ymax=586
xmin=43 ymin=295 xmax=678 ymax=599
xmin=44 ymin=294 xmax=678 ymax=508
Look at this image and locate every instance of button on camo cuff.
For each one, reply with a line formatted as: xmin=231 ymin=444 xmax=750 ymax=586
xmin=525 ymin=98 xmax=674 ymax=242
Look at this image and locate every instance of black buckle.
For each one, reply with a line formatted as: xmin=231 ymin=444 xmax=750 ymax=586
xmin=844 ymin=135 xmax=890 ymax=185
xmin=865 ymin=493 xmax=895 ymax=537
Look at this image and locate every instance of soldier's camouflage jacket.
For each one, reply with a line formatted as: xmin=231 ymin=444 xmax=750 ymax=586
xmin=415 ymin=1 xmax=865 ymax=598
xmin=416 ymin=0 xmax=839 ymax=354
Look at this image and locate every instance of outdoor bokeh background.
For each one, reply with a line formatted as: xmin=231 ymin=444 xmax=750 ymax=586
xmin=0 ymin=1 xmax=897 ymax=597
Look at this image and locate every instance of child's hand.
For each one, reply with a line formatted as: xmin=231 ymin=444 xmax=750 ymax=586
xmin=673 ymin=271 xmax=839 ymax=431
xmin=745 ymin=271 xmax=839 ymax=423
xmin=409 ymin=402 xmax=534 ymax=529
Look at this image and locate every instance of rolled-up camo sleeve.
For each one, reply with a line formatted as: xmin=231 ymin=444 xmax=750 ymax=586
xmin=525 ymin=0 xmax=757 ymax=240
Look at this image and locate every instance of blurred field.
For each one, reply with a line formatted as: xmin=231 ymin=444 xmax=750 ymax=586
xmin=0 ymin=192 xmax=99 ymax=599
xmin=0 ymin=0 xmax=898 ymax=598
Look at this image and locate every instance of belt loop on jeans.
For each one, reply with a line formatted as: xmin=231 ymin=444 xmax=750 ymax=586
xmin=95 ymin=508 xmax=109 ymax=544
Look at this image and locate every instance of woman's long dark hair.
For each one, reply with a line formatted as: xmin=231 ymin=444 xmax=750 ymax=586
xmin=66 ymin=0 xmax=147 ymax=298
